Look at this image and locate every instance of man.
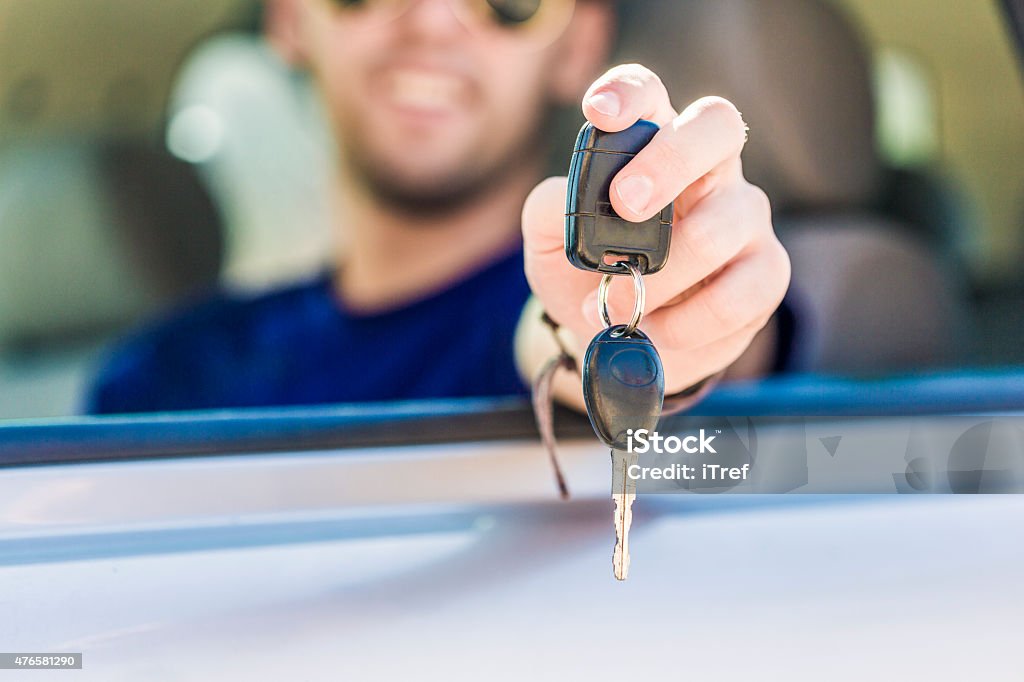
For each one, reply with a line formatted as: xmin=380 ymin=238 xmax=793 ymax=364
xmin=87 ymin=0 xmax=790 ymax=414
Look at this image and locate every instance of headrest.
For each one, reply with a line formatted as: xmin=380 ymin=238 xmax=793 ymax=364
xmin=0 ymin=141 xmax=223 ymax=348
xmin=0 ymin=143 xmax=153 ymax=347
xmin=614 ymin=0 xmax=881 ymax=212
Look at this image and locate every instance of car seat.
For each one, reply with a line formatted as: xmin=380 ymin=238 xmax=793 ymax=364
xmin=613 ymin=0 xmax=971 ymax=372
xmin=0 ymin=0 xmax=244 ymax=416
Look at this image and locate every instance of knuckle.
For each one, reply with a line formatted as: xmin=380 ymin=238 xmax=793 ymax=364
xmin=694 ymin=95 xmax=737 ymax=113
xmin=599 ymin=64 xmax=666 ymax=105
xmin=693 ymin=96 xmax=747 ymax=151
xmin=734 ymin=183 xmax=773 ymax=245
xmin=646 ymin=136 xmax=695 ymax=183
xmin=771 ymin=241 xmax=793 ymax=300
xmin=613 ymin=63 xmax=661 ymax=87
xmin=702 ymin=280 xmax=745 ymax=332
xmin=662 ymin=311 xmax=697 ymax=350
xmin=683 ymin=219 xmax=727 ymax=272
xmin=745 ymin=182 xmax=772 ymax=220
xmin=752 ymin=243 xmax=791 ymax=313
xmin=747 ymin=312 xmax=770 ymax=332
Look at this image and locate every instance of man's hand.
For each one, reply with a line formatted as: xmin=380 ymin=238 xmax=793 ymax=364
xmin=519 ymin=64 xmax=791 ymax=406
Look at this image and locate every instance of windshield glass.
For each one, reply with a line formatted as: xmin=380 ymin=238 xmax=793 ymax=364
xmin=1 ymin=0 xmax=1022 ymax=423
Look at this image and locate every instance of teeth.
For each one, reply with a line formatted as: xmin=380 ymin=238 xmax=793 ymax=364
xmin=387 ymin=70 xmax=463 ymax=112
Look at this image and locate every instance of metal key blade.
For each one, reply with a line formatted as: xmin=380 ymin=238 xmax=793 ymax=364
xmin=611 ymin=448 xmax=639 ymax=581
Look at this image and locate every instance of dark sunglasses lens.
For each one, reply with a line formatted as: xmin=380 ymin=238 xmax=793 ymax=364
xmin=328 ymin=0 xmax=408 ymax=24
xmin=485 ymin=0 xmax=543 ymax=26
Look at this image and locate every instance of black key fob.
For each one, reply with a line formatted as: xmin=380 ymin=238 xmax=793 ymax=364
xmin=565 ymin=120 xmax=673 ymax=276
xmin=583 ymin=325 xmax=665 ymax=450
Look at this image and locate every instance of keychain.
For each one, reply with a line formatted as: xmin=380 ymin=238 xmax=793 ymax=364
xmin=567 ymin=120 xmax=672 ymax=580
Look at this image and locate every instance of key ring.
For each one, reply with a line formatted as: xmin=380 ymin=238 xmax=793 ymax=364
xmin=598 ymin=261 xmax=646 ymax=337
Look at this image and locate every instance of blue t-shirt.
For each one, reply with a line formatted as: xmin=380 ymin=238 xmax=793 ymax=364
xmin=86 ymin=249 xmax=532 ymax=414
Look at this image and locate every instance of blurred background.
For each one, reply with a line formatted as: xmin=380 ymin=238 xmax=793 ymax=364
xmin=0 ymin=0 xmax=1022 ymax=419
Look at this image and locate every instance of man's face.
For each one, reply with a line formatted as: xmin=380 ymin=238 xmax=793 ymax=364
xmin=283 ymin=0 xmax=609 ymax=211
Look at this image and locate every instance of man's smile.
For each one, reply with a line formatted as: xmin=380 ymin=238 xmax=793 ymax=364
xmin=372 ymin=64 xmax=476 ymax=120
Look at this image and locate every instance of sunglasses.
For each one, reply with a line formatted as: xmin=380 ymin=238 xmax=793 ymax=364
xmin=327 ymin=0 xmax=578 ymax=46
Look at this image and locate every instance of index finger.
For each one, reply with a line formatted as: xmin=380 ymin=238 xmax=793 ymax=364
xmin=611 ymin=96 xmax=749 ymax=222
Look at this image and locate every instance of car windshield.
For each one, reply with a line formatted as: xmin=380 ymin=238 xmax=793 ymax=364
xmin=0 ymin=0 xmax=1023 ymax=425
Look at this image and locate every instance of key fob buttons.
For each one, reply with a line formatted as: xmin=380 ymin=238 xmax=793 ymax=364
xmin=565 ymin=120 xmax=674 ymax=276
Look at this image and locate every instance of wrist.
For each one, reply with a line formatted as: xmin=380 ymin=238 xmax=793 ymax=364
xmin=514 ymin=297 xmax=587 ymax=411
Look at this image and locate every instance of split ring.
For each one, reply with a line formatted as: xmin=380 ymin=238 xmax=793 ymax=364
xmin=598 ymin=261 xmax=646 ymax=337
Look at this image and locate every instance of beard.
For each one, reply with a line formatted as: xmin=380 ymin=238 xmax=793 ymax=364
xmin=338 ymin=106 xmax=557 ymax=220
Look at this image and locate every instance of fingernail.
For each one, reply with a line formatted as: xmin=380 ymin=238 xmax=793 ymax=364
xmin=587 ymin=91 xmax=620 ymax=117
xmin=616 ymin=175 xmax=654 ymax=216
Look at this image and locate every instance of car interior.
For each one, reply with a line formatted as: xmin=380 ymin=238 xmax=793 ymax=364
xmin=1 ymin=0 xmax=1023 ymax=420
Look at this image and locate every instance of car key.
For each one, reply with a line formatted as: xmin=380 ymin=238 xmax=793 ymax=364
xmin=582 ymin=325 xmax=664 ymax=451
xmin=610 ymin=447 xmax=639 ymax=581
xmin=563 ymin=118 xmax=672 ymax=580
xmin=583 ymin=323 xmax=665 ymax=580
xmin=565 ymin=120 xmax=673 ymax=276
